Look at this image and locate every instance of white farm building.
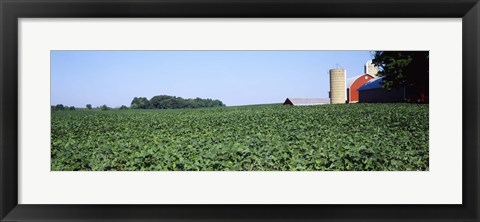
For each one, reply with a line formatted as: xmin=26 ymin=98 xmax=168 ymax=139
xmin=283 ymin=98 xmax=330 ymax=106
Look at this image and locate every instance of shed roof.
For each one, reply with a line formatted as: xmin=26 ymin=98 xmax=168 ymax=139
xmin=346 ymin=74 xmax=374 ymax=88
xmin=358 ymin=77 xmax=384 ymax=91
xmin=284 ymin=98 xmax=330 ymax=106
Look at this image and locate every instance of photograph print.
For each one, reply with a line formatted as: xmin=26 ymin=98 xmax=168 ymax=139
xmin=51 ymin=50 xmax=429 ymax=171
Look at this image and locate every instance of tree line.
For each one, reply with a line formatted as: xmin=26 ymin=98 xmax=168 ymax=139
xmin=130 ymin=95 xmax=225 ymax=109
xmin=51 ymin=104 xmax=76 ymax=111
xmin=51 ymin=95 xmax=225 ymax=111
xmin=51 ymin=104 xmax=112 ymax=111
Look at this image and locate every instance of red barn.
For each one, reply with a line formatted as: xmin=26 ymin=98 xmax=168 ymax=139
xmin=346 ymin=74 xmax=374 ymax=103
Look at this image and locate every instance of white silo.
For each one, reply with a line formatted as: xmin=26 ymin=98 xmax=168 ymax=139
xmin=365 ymin=60 xmax=378 ymax=76
xmin=329 ymin=68 xmax=346 ymax=104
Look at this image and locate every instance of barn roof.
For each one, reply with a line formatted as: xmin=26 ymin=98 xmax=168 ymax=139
xmin=284 ymin=98 xmax=330 ymax=106
xmin=346 ymin=74 xmax=374 ymax=88
xmin=358 ymin=77 xmax=383 ymax=91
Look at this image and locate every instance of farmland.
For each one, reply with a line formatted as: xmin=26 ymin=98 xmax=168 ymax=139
xmin=51 ymin=103 xmax=429 ymax=171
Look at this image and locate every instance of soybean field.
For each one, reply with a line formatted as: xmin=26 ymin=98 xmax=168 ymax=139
xmin=51 ymin=103 xmax=429 ymax=171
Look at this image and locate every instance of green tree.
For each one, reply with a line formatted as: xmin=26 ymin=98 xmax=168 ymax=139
xmin=119 ymin=105 xmax=128 ymax=110
xmin=213 ymin=99 xmax=225 ymax=107
xmin=100 ymin=104 xmax=110 ymax=111
xmin=130 ymin=103 xmax=139 ymax=109
xmin=149 ymin=95 xmax=173 ymax=109
xmin=130 ymin=97 xmax=139 ymax=108
xmin=194 ymin=97 xmax=205 ymax=108
xmin=69 ymin=106 xmax=76 ymax=111
xmin=372 ymin=51 xmax=429 ymax=102
xmin=54 ymin=104 xmax=65 ymax=111
xmin=131 ymin=95 xmax=226 ymax=109
xmin=130 ymin=97 xmax=150 ymax=109
xmin=161 ymin=98 xmax=175 ymax=109
xmin=86 ymin=104 xmax=92 ymax=109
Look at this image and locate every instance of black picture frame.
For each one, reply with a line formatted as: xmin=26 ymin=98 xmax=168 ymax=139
xmin=1 ymin=0 xmax=478 ymax=221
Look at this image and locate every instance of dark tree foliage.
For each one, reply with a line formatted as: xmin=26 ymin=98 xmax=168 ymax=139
xmin=130 ymin=95 xmax=225 ymax=109
xmin=54 ymin=104 xmax=65 ymax=111
xmin=130 ymin=97 xmax=150 ymax=109
xmin=51 ymin=104 xmax=76 ymax=111
xmin=119 ymin=105 xmax=129 ymax=110
xmin=149 ymin=95 xmax=174 ymax=109
xmin=100 ymin=104 xmax=110 ymax=111
xmin=86 ymin=104 xmax=92 ymax=109
xmin=372 ymin=51 xmax=429 ymax=103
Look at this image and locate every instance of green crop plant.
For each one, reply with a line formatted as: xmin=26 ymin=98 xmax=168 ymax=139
xmin=51 ymin=103 xmax=429 ymax=171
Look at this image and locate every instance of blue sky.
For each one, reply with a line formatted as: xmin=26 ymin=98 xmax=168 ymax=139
xmin=51 ymin=51 xmax=374 ymax=107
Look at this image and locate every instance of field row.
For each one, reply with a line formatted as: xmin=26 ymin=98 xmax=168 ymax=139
xmin=51 ymin=103 xmax=429 ymax=171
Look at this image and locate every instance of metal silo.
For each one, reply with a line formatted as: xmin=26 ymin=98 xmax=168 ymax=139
xmin=329 ymin=68 xmax=346 ymax=104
